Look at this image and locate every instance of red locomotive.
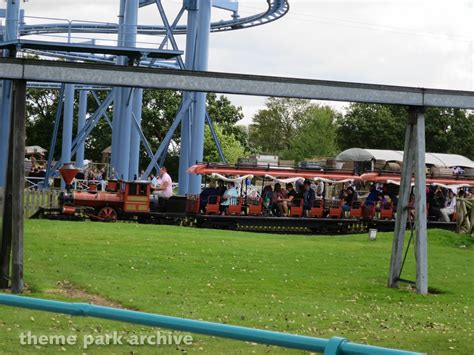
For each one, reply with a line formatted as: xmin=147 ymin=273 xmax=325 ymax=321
xmin=58 ymin=163 xmax=151 ymax=221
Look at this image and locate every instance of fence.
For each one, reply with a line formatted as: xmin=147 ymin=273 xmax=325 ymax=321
xmin=23 ymin=189 xmax=60 ymax=218
xmin=0 ymin=294 xmax=421 ymax=354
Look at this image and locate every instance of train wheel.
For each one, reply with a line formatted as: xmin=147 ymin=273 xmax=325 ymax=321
xmin=97 ymin=207 xmax=118 ymax=222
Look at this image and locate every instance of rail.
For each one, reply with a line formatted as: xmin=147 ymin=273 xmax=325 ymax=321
xmin=0 ymin=294 xmax=421 ymax=354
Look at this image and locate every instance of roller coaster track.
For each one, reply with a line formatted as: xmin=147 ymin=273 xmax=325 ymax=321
xmin=20 ymin=0 xmax=289 ymax=36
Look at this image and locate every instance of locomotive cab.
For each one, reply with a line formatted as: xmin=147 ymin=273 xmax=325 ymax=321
xmin=122 ymin=180 xmax=151 ymax=214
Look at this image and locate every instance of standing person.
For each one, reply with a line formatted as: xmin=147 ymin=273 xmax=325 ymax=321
xmin=440 ymin=189 xmax=457 ymax=222
xmin=153 ymin=166 xmax=173 ymax=199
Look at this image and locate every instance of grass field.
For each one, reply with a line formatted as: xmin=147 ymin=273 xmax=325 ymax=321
xmin=0 ymin=221 xmax=472 ymax=354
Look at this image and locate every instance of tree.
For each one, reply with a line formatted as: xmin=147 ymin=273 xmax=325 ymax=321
xmin=285 ymin=106 xmax=339 ymax=161
xmin=249 ymin=98 xmax=339 ymax=161
xmin=337 ymin=103 xmax=474 ymax=159
xmin=249 ymin=98 xmax=311 ymax=154
xmin=336 ymin=103 xmax=406 ymax=151
xmin=203 ymin=125 xmax=246 ymax=164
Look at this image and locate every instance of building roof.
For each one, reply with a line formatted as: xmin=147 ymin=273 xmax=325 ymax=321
xmin=336 ymin=148 xmax=474 ymax=168
xmin=25 ymin=145 xmax=47 ymax=155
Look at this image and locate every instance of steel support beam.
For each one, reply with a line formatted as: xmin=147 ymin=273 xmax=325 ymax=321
xmin=0 ymin=80 xmax=26 ymax=292
xmin=61 ymin=84 xmax=74 ymax=168
xmin=178 ymin=0 xmax=198 ymax=195
xmin=189 ymin=0 xmax=211 ymax=194
xmin=76 ymin=90 xmax=88 ymax=169
xmin=1 ymin=59 xmax=474 ymax=109
xmin=413 ymin=108 xmax=428 ymax=295
xmin=0 ymin=0 xmax=20 ymax=188
xmin=129 ymin=88 xmax=143 ymax=179
xmin=388 ymin=107 xmax=428 ymax=295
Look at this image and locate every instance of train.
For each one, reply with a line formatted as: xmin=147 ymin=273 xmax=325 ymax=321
xmin=39 ymin=162 xmax=473 ymax=234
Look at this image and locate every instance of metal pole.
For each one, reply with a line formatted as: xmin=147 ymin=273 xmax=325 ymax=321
xmin=189 ymin=0 xmax=211 ymax=194
xmin=10 ymin=80 xmax=26 ymax=293
xmin=61 ymin=84 xmax=75 ymax=166
xmin=76 ymin=90 xmax=88 ymax=169
xmin=178 ymin=0 xmax=198 ymax=195
xmin=117 ymin=88 xmax=133 ymax=180
xmin=388 ymin=112 xmax=416 ymax=288
xmin=0 ymin=97 xmax=14 ymax=289
xmin=0 ymin=0 xmax=20 ymax=188
xmin=413 ymin=107 xmax=428 ymax=295
xmin=116 ymin=0 xmax=139 ymax=181
xmin=129 ymin=88 xmax=143 ymax=179
xmin=110 ymin=0 xmax=127 ymax=175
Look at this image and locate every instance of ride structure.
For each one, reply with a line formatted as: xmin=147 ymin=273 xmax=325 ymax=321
xmin=0 ymin=0 xmax=289 ymax=193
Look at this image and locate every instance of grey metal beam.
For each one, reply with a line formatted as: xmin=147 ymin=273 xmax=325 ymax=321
xmin=1 ymin=59 xmax=474 ymax=109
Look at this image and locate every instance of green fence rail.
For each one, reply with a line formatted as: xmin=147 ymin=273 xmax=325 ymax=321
xmin=0 ymin=294 xmax=423 ymax=354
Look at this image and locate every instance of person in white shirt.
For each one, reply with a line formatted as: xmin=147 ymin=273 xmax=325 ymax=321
xmin=153 ymin=166 xmax=173 ymax=199
xmin=440 ymin=189 xmax=457 ymax=222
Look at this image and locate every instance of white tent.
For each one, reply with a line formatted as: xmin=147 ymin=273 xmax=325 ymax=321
xmin=336 ymin=148 xmax=474 ymax=168
xmin=25 ymin=145 xmax=47 ymax=155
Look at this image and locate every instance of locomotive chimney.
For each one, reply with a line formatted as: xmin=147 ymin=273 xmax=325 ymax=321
xmin=59 ymin=162 xmax=80 ymax=191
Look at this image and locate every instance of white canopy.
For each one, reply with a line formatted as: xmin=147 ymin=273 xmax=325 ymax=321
xmin=25 ymin=145 xmax=47 ymax=155
xmin=336 ymin=148 xmax=474 ymax=168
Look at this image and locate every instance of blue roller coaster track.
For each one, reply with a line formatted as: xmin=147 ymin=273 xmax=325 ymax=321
xmin=20 ymin=1 xmax=289 ymax=36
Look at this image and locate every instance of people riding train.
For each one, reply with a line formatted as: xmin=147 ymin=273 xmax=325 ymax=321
xmin=282 ymin=183 xmax=299 ymax=216
xmin=302 ymin=180 xmax=315 ymax=216
xmin=440 ymin=189 xmax=457 ymax=222
xmin=220 ymin=181 xmax=239 ymax=215
xmin=271 ymin=183 xmax=286 ymax=217
xmin=151 ymin=166 xmax=173 ymax=209
xmin=200 ymin=180 xmax=218 ymax=212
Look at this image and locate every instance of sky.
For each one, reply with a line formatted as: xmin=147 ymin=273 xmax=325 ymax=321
xmin=8 ymin=0 xmax=474 ymax=124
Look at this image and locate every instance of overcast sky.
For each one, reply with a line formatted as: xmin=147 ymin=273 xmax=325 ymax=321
xmin=10 ymin=0 xmax=474 ymax=123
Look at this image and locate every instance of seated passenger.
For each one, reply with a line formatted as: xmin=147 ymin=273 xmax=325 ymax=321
xmin=200 ymin=181 xmax=218 ymax=211
xmin=282 ymin=183 xmax=297 ymax=216
xmin=220 ymin=181 xmax=239 ymax=214
xmin=429 ymin=186 xmax=446 ymax=220
xmin=261 ymin=185 xmax=273 ymax=214
xmin=365 ymin=185 xmax=379 ymax=206
xmin=342 ymin=186 xmax=355 ymax=212
xmin=216 ymin=179 xmax=226 ymax=196
xmin=271 ymin=183 xmax=285 ymax=217
xmin=302 ymin=180 xmax=315 ymax=216
xmin=440 ymin=189 xmax=457 ymax=222
xmin=152 ymin=167 xmax=173 ymax=210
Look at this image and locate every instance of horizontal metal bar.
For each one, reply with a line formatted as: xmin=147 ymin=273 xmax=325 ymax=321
xmin=0 ymin=58 xmax=473 ymax=108
xmin=0 ymin=294 xmax=420 ymax=354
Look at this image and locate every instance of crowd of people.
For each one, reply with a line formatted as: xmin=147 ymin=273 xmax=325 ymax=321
xmin=198 ymin=178 xmax=473 ymax=221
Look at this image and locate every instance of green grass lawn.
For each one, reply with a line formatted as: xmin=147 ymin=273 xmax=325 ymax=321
xmin=0 ymin=221 xmax=472 ymax=354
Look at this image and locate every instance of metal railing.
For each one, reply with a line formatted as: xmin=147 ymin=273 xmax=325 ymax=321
xmin=0 ymin=294 xmax=422 ymax=354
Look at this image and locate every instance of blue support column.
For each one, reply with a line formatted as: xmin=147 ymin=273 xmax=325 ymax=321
xmin=76 ymin=90 xmax=88 ymax=169
xmin=0 ymin=0 xmax=20 ymax=187
xmin=61 ymin=84 xmax=75 ymax=166
xmin=115 ymin=0 xmax=139 ymax=181
xmin=110 ymin=0 xmax=126 ymax=177
xmin=129 ymin=88 xmax=143 ymax=179
xmin=178 ymin=0 xmax=198 ymax=195
xmin=188 ymin=0 xmax=211 ymax=194
xmin=117 ymin=89 xmax=133 ymax=180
